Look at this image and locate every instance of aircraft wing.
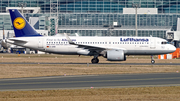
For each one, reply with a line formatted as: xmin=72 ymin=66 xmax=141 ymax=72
xmin=64 ymin=33 xmax=106 ymax=51
xmin=76 ymin=44 xmax=106 ymax=50
xmin=64 ymin=33 xmax=125 ymax=51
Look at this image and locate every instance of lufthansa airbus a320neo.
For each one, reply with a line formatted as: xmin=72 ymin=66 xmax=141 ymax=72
xmin=6 ymin=9 xmax=176 ymax=64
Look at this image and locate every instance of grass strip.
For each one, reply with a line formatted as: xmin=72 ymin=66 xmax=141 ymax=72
xmin=0 ymin=86 xmax=180 ymax=101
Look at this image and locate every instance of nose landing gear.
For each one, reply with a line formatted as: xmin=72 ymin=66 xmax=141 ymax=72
xmin=151 ymin=60 xmax=155 ymax=64
xmin=151 ymin=55 xmax=155 ymax=64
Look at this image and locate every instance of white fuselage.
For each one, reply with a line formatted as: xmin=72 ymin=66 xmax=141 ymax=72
xmin=7 ymin=36 xmax=176 ymax=55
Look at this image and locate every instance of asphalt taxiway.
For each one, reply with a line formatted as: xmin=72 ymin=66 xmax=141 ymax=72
xmin=0 ymin=62 xmax=180 ymax=65
xmin=1 ymin=73 xmax=180 ymax=91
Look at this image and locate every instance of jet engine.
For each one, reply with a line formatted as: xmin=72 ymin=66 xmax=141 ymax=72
xmin=106 ymin=50 xmax=126 ymax=61
xmin=1 ymin=39 xmax=10 ymax=49
xmin=77 ymin=50 xmax=90 ymax=55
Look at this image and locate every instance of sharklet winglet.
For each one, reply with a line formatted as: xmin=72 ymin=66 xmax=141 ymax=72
xmin=64 ymin=33 xmax=75 ymax=44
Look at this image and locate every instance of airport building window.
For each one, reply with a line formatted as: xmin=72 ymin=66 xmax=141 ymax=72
xmin=0 ymin=0 xmax=178 ymax=39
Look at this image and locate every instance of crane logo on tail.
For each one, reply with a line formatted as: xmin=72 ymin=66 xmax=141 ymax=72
xmin=13 ymin=17 xmax=26 ymax=30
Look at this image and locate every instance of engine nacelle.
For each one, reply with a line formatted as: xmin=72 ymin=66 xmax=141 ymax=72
xmin=77 ymin=50 xmax=90 ymax=55
xmin=1 ymin=39 xmax=10 ymax=49
xmin=106 ymin=50 xmax=126 ymax=61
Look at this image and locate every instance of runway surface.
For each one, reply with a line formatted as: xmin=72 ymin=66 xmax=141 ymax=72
xmin=0 ymin=62 xmax=180 ymax=65
xmin=1 ymin=73 xmax=180 ymax=91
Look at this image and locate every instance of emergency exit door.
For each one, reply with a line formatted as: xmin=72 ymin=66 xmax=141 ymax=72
xmin=150 ymin=39 xmax=156 ymax=49
xmin=38 ymin=38 xmax=43 ymax=48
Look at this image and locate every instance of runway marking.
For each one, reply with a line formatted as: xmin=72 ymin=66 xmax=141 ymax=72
xmin=1 ymin=76 xmax=180 ymax=86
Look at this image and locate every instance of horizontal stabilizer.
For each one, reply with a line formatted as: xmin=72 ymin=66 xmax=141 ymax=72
xmin=8 ymin=38 xmax=28 ymax=43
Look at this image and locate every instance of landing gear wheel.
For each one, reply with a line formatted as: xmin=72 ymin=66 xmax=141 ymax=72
xmin=151 ymin=55 xmax=155 ymax=64
xmin=151 ymin=60 xmax=155 ymax=64
xmin=91 ymin=58 xmax=99 ymax=64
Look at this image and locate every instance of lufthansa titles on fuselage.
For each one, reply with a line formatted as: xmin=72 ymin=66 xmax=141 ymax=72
xmin=120 ymin=38 xmax=149 ymax=42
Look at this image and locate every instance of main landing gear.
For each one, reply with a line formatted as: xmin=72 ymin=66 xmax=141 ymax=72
xmin=151 ymin=55 xmax=155 ymax=64
xmin=91 ymin=57 xmax=99 ymax=64
xmin=91 ymin=55 xmax=99 ymax=64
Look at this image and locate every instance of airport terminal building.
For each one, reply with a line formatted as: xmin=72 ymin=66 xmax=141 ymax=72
xmin=0 ymin=0 xmax=180 ymax=41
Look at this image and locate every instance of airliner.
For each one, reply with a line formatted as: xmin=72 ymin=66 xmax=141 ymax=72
xmin=1 ymin=26 xmax=11 ymax=51
xmin=6 ymin=9 xmax=176 ymax=64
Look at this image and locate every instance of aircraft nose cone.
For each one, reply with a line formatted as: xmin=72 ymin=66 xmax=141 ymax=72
xmin=171 ymin=45 xmax=176 ymax=52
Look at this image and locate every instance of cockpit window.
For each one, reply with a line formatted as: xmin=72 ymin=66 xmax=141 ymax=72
xmin=161 ymin=42 xmax=167 ymax=44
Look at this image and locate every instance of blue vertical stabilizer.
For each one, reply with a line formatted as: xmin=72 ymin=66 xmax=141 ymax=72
xmin=9 ymin=9 xmax=42 ymax=37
